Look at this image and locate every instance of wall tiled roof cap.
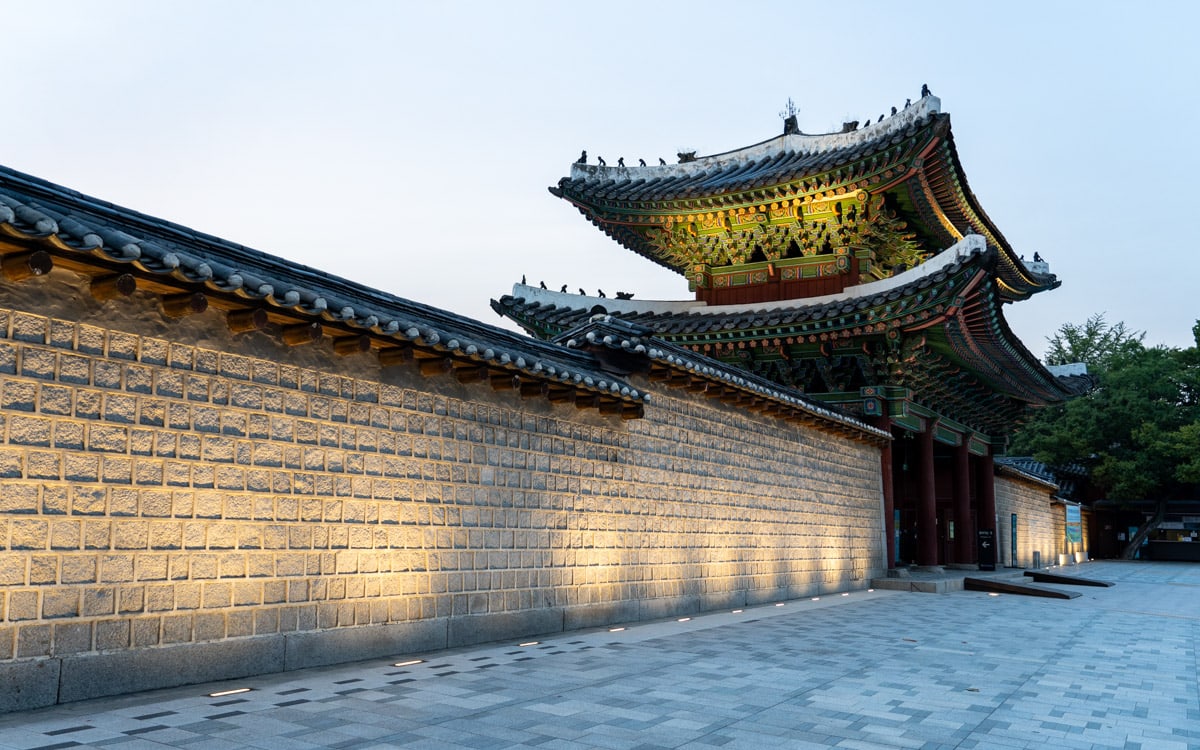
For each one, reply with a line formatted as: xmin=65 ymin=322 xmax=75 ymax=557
xmin=0 ymin=164 xmax=649 ymax=408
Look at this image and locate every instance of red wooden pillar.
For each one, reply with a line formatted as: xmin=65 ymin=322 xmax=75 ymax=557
xmin=954 ymin=440 xmax=972 ymax=564
xmin=917 ymin=425 xmax=938 ymax=566
xmin=874 ymin=416 xmax=896 ymax=568
xmin=977 ymin=449 xmax=996 ymax=535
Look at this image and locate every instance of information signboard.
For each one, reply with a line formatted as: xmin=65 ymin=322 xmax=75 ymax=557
xmin=1066 ymin=504 xmax=1082 ymax=544
xmin=977 ymin=529 xmax=996 ymax=571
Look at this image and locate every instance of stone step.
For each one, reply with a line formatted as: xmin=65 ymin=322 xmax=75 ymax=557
xmin=1024 ymin=570 xmax=1115 ymax=587
xmin=869 ymin=569 xmax=1027 ymax=594
xmin=964 ymin=576 xmax=1081 ymax=599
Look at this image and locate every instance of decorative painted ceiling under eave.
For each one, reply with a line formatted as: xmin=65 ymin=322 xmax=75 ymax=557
xmin=552 ymin=94 xmax=1055 ymax=303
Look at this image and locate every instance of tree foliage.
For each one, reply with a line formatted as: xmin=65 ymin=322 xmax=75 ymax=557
xmin=1010 ymin=317 xmax=1200 ymax=556
xmin=1043 ymin=313 xmax=1144 ymax=369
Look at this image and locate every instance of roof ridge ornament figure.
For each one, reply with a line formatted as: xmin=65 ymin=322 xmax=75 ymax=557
xmin=576 ymin=150 xmax=587 ymax=165
xmin=779 ymin=97 xmax=800 ymax=136
xmin=921 ymin=83 xmax=931 ymax=98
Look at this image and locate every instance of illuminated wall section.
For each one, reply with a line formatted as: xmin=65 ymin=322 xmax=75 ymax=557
xmin=994 ymin=474 xmax=1074 ymax=568
xmin=0 ymin=271 xmax=885 ymax=711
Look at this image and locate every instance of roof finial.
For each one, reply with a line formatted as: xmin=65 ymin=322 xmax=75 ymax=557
xmin=779 ymin=97 xmax=800 ymax=135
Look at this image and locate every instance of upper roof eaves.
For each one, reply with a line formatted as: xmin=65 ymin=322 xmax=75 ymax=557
xmin=554 ymin=96 xmax=942 ymax=203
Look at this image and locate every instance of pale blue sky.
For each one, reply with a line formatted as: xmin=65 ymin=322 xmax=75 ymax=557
xmin=2 ymin=0 xmax=1196 ymax=356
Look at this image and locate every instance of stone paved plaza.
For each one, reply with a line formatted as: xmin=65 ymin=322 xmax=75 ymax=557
xmin=1 ymin=561 xmax=1196 ymax=750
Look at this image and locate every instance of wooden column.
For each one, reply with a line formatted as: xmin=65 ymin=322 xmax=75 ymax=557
xmin=917 ymin=425 xmax=938 ymax=566
xmin=977 ymin=449 xmax=996 ymax=536
xmin=874 ymin=416 xmax=896 ymax=569
xmin=954 ymin=440 xmax=973 ymax=564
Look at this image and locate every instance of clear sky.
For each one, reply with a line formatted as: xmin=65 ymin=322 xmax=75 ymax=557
xmin=2 ymin=0 xmax=1196 ymax=357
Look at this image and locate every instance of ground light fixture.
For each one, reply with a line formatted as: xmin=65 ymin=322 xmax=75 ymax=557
xmin=731 ymin=609 xmax=743 ymax=614
xmin=677 ymin=617 xmax=691 ymax=622
xmin=811 ymin=597 xmax=820 ymax=601
xmin=519 ymin=641 xmax=540 ymax=647
xmin=775 ymin=602 xmax=785 ymax=607
xmin=393 ymin=659 xmax=424 ymax=667
xmin=207 ymin=687 xmax=252 ymax=697
xmin=608 ymin=627 xmax=626 ymax=632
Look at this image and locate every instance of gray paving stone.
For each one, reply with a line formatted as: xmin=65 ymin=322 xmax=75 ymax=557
xmin=0 ymin=562 xmax=1197 ymax=749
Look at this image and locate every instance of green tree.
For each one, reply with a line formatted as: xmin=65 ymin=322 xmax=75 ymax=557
xmin=1043 ymin=313 xmax=1144 ymax=369
xmin=1011 ymin=318 xmax=1200 ymax=558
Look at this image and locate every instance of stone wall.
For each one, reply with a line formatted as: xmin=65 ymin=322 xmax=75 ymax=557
xmin=994 ymin=474 xmax=1063 ymax=568
xmin=0 ymin=272 xmax=885 ymax=710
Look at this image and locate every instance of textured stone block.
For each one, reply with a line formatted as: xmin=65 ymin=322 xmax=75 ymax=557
xmin=59 ymin=635 xmax=286 ymax=703
xmin=284 ymin=618 xmax=447 ymax=670
xmin=447 ymin=608 xmax=563 ymax=649
xmin=17 ymin=623 xmax=52 ymax=657
xmin=8 ymin=415 xmax=51 ymax=446
xmin=0 ymin=659 xmax=60 ymax=712
xmin=88 ymin=424 xmax=129 ymax=453
xmin=0 ymin=557 xmax=25 ymax=585
xmin=2 ymin=380 xmax=37 ymax=411
xmin=11 ymin=519 xmax=48 ymax=550
xmin=42 ymin=590 xmax=80 ymax=619
xmin=563 ymin=600 xmax=640 ymax=631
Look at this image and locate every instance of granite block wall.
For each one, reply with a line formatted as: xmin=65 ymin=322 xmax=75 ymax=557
xmin=994 ymin=475 xmax=1066 ymax=568
xmin=0 ymin=273 xmax=885 ymax=709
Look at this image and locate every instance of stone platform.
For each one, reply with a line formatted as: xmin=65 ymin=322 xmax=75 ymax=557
xmin=870 ymin=562 xmax=1087 ymax=594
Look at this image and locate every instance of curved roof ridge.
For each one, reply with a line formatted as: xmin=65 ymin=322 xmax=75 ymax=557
xmin=566 ymin=95 xmax=940 ymax=184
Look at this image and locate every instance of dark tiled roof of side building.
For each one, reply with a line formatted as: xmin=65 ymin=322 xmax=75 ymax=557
xmin=555 ymin=314 xmax=890 ymax=443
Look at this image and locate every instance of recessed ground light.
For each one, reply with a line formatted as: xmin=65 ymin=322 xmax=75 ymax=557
xmin=677 ymin=617 xmax=691 ymax=622
xmin=811 ymin=597 xmax=820 ymax=601
xmin=393 ymin=659 xmax=424 ymax=667
xmin=867 ymin=588 xmax=875 ymax=592
xmin=519 ymin=641 xmax=540 ymax=647
xmin=841 ymin=592 xmax=850 ymax=597
xmin=208 ymin=687 xmax=252 ymax=697
xmin=609 ymin=627 xmax=626 ymax=632
xmin=775 ymin=602 xmax=785 ymax=607
xmin=988 ymin=593 xmax=1000 ymax=597
xmin=731 ymin=609 xmax=743 ymax=614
